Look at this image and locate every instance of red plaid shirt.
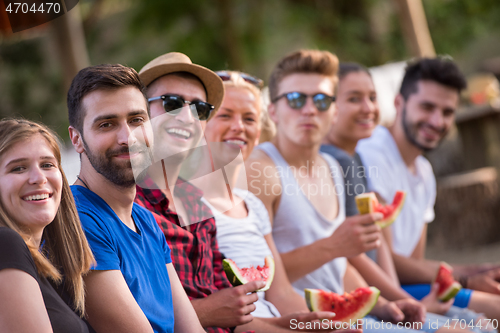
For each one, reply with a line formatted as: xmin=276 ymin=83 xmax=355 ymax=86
xmin=135 ymin=178 xmax=233 ymax=333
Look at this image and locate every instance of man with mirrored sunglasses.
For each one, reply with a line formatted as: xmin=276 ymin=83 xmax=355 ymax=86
xmin=272 ymin=91 xmax=336 ymax=111
xmin=245 ymin=49 xmax=469 ymax=333
xmin=134 ymin=52 xmax=266 ymax=333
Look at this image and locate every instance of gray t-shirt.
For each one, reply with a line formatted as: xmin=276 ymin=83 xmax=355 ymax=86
xmin=320 ymin=144 xmax=367 ymax=217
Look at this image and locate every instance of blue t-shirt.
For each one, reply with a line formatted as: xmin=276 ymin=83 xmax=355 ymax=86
xmin=71 ymin=185 xmax=174 ymax=333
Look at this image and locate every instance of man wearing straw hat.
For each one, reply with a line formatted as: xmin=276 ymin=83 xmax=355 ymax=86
xmin=135 ymin=52 xmax=353 ymax=333
xmin=135 ymin=52 xmax=265 ymax=333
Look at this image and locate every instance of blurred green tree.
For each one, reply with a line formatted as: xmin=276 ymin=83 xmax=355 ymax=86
xmin=1 ymin=0 xmax=500 ymax=138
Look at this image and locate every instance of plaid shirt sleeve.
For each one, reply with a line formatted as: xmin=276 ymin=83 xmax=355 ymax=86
xmin=209 ymin=219 xmax=233 ymax=290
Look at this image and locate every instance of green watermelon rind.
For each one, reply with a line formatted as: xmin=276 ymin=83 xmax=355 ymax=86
xmin=375 ymin=191 xmax=406 ymax=229
xmin=304 ymin=287 xmax=380 ymax=323
xmin=222 ymin=256 xmax=275 ymax=292
xmin=223 ymin=259 xmax=245 ymax=287
xmin=355 ymin=191 xmax=406 ymax=229
xmin=438 ymin=281 xmax=462 ymax=302
xmin=262 ymin=256 xmax=275 ymax=292
xmin=434 ymin=262 xmax=462 ymax=302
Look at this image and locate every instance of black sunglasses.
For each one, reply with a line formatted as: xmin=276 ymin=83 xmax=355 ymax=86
xmin=272 ymin=92 xmax=336 ymax=111
xmin=216 ymin=71 xmax=264 ymax=88
xmin=147 ymin=94 xmax=214 ymax=121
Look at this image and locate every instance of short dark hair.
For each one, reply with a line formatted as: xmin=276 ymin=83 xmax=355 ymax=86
xmin=67 ymin=64 xmax=148 ymax=134
xmin=338 ymin=62 xmax=371 ymax=81
xmin=400 ymin=57 xmax=467 ymax=100
xmin=269 ymin=49 xmax=339 ymax=101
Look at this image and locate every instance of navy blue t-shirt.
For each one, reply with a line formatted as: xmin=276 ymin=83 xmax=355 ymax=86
xmin=71 ymin=185 xmax=174 ymax=333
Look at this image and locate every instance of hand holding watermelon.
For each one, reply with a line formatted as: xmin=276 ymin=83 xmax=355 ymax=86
xmin=192 ymin=280 xmax=264 ymax=327
xmin=355 ymin=191 xmax=406 ymax=228
xmin=326 ymin=214 xmax=383 ymax=258
xmin=433 ymin=262 xmax=462 ymax=302
xmin=420 ymin=282 xmax=454 ymax=315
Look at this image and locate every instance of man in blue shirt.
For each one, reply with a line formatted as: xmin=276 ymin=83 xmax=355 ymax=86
xmin=67 ymin=63 xmax=204 ymax=333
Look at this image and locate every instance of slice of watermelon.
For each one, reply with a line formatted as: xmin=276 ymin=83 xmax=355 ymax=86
xmin=305 ymin=287 xmax=380 ymax=324
xmin=355 ymin=191 xmax=406 ymax=228
xmin=223 ymin=256 xmax=275 ymax=292
xmin=433 ymin=262 xmax=462 ymax=302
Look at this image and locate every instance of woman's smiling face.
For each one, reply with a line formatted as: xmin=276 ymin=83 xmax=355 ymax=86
xmin=0 ymin=134 xmax=62 ymax=239
xmin=333 ymin=71 xmax=379 ymax=142
xmin=204 ymin=86 xmax=261 ymax=161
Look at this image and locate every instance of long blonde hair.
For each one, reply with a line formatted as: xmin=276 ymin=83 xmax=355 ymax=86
xmin=0 ymin=118 xmax=94 ymax=315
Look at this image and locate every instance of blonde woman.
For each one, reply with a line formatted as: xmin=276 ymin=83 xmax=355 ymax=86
xmin=0 ymin=118 xmax=94 ymax=333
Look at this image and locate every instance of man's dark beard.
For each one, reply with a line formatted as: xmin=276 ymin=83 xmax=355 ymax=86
xmin=402 ymin=106 xmax=446 ymax=153
xmin=82 ymin=139 xmax=137 ymax=188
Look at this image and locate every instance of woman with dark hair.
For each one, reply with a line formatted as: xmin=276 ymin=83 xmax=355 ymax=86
xmin=0 ymin=118 xmax=94 ymax=333
xmin=320 ymin=63 xmax=398 ymax=277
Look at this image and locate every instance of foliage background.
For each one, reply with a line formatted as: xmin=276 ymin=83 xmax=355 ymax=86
xmin=1 ymin=0 xmax=500 ymax=139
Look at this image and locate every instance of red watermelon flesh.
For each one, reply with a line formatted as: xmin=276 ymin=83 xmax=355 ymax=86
xmin=434 ymin=262 xmax=462 ymax=302
xmin=223 ymin=256 xmax=275 ymax=292
xmin=355 ymin=191 xmax=406 ymax=228
xmin=241 ymin=265 xmax=272 ymax=281
xmin=305 ymin=287 xmax=380 ymax=323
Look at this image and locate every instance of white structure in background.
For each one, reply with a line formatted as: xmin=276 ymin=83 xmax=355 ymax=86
xmin=61 ymin=145 xmax=80 ymax=184
xmin=369 ymin=61 xmax=406 ymax=126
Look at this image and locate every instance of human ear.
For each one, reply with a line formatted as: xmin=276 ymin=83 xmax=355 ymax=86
xmin=331 ymin=103 xmax=339 ymax=125
xmin=68 ymin=126 xmax=85 ymax=154
xmin=268 ymin=103 xmax=278 ymax=124
xmin=394 ymin=94 xmax=405 ymax=117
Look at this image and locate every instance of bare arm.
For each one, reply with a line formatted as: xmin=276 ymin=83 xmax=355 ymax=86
xmin=0 ymin=269 xmax=53 ymax=333
xmin=349 ymin=253 xmax=411 ymax=301
xmin=246 ymin=150 xmax=382 ymax=283
xmin=375 ymin=234 xmax=400 ymax=285
xmin=167 ymin=264 xmax=205 ymax=332
xmin=399 ymin=223 xmax=500 ymax=294
xmin=388 ymin=225 xmax=439 ymax=284
xmin=411 ymin=224 xmax=427 ymax=260
xmin=281 ymin=213 xmax=382 ymax=282
xmin=84 ymin=270 xmax=154 ymax=333
xmin=263 ymin=233 xmax=310 ymax=315
xmin=344 ymin=262 xmax=369 ymax=291
xmin=245 ymin=150 xmax=281 ymax=227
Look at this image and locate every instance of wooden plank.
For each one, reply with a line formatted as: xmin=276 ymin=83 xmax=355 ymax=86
xmin=455 ymin=104 xmax=500 ymax=123
xmin=392 ymin=0 xmax=436 ymax=57
xmin=431 ymin=168 xmax=500 ymax=249
xmin=49 ymin=4 xmax=90 ymax=91
xmin=0 ymin=0 xmax=13 ymax=36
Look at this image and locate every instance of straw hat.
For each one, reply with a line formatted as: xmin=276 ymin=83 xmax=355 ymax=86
xmin=139 ymin=52 xmax=224 ymax=111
